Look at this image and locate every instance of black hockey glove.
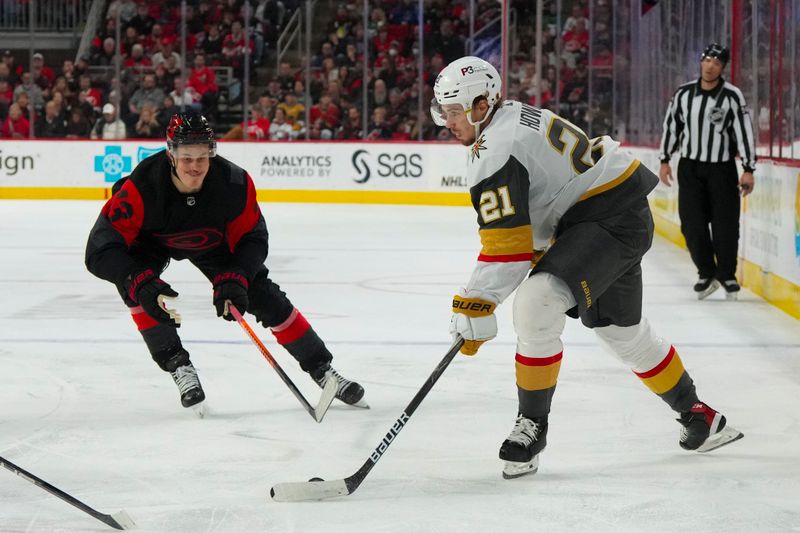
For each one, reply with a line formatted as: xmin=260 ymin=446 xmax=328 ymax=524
xmin=124 ymin=268 xmax=181 ymax=327
xmin=213 ymin=270 xmax=249 ymax=321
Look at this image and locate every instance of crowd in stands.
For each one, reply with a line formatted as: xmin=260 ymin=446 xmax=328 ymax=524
xmin=509 ymin=0 xmax=613 ymax=136
xmin=231 ymin=0 xmax=504 ymax=141
xmin=0 ymin=0 xmax=606 ymax=141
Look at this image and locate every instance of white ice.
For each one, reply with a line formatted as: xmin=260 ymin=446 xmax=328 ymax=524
xmin=1 ymin=200 xmax=799 ymax=533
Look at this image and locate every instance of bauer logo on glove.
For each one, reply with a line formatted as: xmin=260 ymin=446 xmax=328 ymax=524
xmin=450 ymin=293 xmax=498 ymax=356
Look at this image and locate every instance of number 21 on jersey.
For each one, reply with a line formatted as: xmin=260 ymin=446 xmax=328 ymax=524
xmin=479 ymin=185 xmax=515 ymax=223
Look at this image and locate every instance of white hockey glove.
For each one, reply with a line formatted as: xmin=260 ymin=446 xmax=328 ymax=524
xmin=450 ymin=293 xmax=497 ymax=356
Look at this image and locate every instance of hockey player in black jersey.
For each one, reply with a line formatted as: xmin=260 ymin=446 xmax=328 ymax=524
xmin=430 ymin=56 xmax=742 ymax=479
xmin=85 ymin=112 xmax=365 ymax=415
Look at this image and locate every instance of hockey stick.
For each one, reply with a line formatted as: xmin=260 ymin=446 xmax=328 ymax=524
xmin=229 ymin=306 xmax=337 ymax=423
xmin=0 ymin=455 xmax=135 ymax=530
xmin=270 ymin=337 xmax=465 ymax=502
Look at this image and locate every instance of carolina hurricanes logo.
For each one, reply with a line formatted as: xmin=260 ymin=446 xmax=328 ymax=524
xmin=154 ymin=228 xmax=223 ymax=251
xmin=471 ymin=134 xmax=487 ymax=162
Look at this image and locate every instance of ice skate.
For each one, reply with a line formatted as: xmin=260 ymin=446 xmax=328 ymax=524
xmin=678 ymin=402 xmax=743 ymax=452
xmin=311 ymin=364 xmax=368 ymax=408
xmin=720 ymin=279 xmax=740 ymax=301
xmin=499 ymin=414 xmax=547 ymax=479
xmin=694 ymin=278 xmax=720 ymax=300
xmin=165 ymin=351 xmax=206 ymax=415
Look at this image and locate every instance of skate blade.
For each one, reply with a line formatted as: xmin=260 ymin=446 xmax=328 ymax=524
xmin=348 ymin=399 xmax=370 ymax=409
xmin=725 ymin=291 xmax=739 ymax=301
xmin=191 ymin=401 xmax=208 ymax=419
xmin=697 ymin=280 xmax=721 ymax=300
xmin=502 ymin=455 xmax=539 ymax=479
xmin=697 ymin=425 xmax=743 ymax=452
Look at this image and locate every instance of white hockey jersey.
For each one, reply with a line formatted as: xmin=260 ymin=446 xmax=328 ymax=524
xmin=463 ymin=100 xmax=643 ymax=305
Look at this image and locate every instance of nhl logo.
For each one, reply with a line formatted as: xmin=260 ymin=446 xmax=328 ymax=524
xmin=708 ymin=106 xmax=725 ymax=125
xmin=187 ymin=196 xmax=196 ymax=206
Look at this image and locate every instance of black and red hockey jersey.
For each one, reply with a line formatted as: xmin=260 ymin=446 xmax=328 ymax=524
xmin=85 ymin=151 xmax=267 ymax=286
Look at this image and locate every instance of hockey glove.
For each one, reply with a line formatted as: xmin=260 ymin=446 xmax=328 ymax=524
xmin=125 ymin=268 xmax=181 ymax=327
xmin=450 ymin=293 xmax=497 ymax=356
xmin=213 ymin=270 xmax=249 ymax=321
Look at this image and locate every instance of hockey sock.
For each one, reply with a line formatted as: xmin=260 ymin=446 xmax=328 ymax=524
xmin=270 ymin=309 xmax=333 ymax=373
xmin=515 ymin=351 xmax=562 ymax=418
xmin=633 ymin=345 xmax=699 ymax=412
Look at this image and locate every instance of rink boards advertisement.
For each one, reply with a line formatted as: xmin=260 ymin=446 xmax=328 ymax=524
xmin=0 ymin=140 xmax=470 ymax=202
xmin=0 ymin=139 xmax=798 ymax=318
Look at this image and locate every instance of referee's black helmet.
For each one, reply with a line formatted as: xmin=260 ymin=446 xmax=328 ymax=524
xmin=701 ymin=43 xmax=730 ymax=65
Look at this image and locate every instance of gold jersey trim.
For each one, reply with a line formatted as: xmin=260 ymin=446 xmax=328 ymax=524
xmin=578 ymin=159 xmax=641 ymax=202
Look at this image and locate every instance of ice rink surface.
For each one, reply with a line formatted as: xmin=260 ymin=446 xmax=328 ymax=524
xmin=1 ymin=200 xmax=799 ymax=533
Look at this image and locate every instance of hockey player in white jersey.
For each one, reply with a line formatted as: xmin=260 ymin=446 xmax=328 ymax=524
xmin=431 ymin=56 xmax=743 ymax=479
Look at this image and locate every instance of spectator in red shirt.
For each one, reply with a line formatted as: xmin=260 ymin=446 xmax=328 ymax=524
xmin=242 ymin=105 xmax=271 ymax=140
xmin=1 ymin=103 xmax=30 ymax=138
xmin=187 ymin=54 xmax=219 ymax=117
xmin=78 ymin=74 xmax=103 ymax=113
xmin=563 ymin=17 xmax=589 ymax=55
xmin=222 ymin=20 xmax=253 ymax=75
xmin=372 ymin=27 xmax=391 ymax=56
xmin=188 ymin=54 xmax=218 ymax=96
xmin=309 ymin=94 xmax=340 ymax=132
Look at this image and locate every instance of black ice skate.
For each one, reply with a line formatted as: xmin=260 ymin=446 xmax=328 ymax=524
xmin=165 ymin=351 xmax=206 ymax=417
xmin=719 ymin=279 xmax=741 ymax=301
xmin=694 ymin=278 xmax=721 ymax=300
xmin=311 ymin=364 xmax=367 ymax=408
xmin=499 ymin=414 xmax=548 ymax=479
xmin=678 ymin=402 xmax=743 ymax=452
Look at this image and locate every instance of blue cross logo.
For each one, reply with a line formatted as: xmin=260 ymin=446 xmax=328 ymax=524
xmin=94 ymin=145 xmax=132 ymax=183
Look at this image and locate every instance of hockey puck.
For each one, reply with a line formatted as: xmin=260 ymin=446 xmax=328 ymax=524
xmin=308 ymin=477 xmax=324 ymax=482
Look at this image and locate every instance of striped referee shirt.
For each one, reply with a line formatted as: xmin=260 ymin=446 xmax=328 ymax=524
xmin=660 ymin=78 xmax=756 ymax=172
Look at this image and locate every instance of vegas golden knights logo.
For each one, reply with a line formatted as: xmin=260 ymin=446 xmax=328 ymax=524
xmin=471 ymin=134 xmax=487 ymax=162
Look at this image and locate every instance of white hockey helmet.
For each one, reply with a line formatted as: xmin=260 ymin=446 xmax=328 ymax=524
xmin=430 ymin=56 xmax=502 ymax=126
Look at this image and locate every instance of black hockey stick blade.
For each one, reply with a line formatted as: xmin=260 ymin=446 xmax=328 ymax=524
xmin=270 ymin=337 xmax=464 ymax=502
xmin=0 ymin=455 xmax=136 ymax=530
xmin=231 ymin=306 xmax=334 ymax=423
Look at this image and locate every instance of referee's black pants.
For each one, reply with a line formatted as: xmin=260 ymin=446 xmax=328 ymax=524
xmin=676 ymin=158 xmax=740 ymax=281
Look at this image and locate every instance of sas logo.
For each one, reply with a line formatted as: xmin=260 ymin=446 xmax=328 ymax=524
xmin=351 ymin=149 xmax=422 ymax=183
xmin=95 ymin=145 xmax=165 ymax=183
xmin=471 ymin=134 xmax=487 ymax=162
xmin=460 ymin=64 xmax=488 ymax=76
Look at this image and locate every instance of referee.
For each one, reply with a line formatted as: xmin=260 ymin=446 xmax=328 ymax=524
xmin=659 ymin=42 xmax=756 ymax=301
